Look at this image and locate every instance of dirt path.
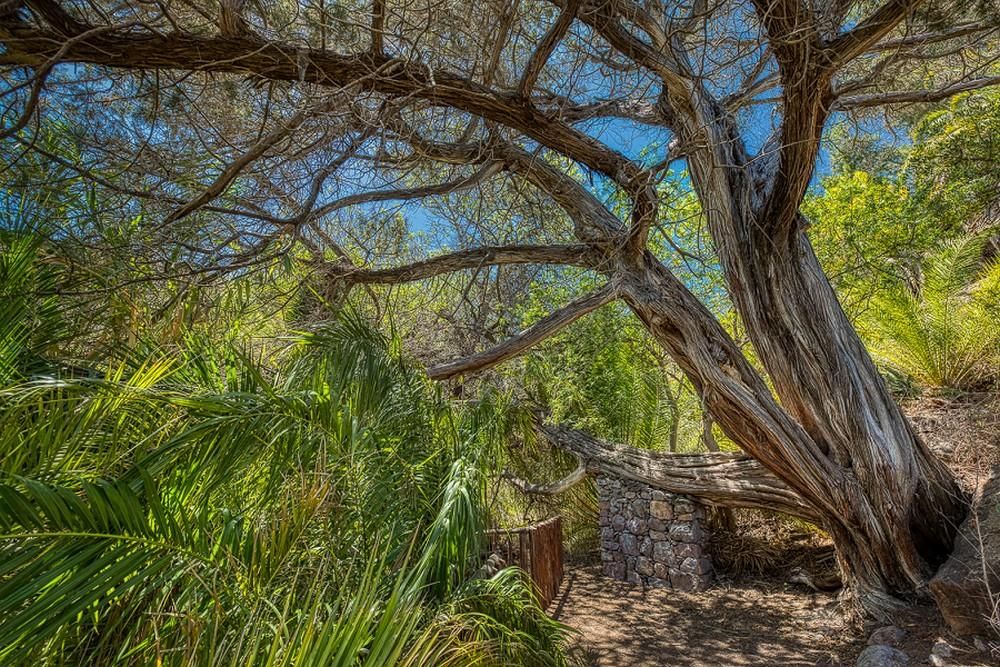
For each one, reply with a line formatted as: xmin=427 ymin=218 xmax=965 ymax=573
xmin=550 ymin=565 xmax=863 ymax=666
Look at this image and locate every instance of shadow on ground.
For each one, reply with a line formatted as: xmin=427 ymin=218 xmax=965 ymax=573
xmin=550 ymin=564 xmax=863 ymax=666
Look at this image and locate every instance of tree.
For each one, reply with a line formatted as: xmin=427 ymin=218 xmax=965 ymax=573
xmin=2 ymin=0 xmax=998 ymax=617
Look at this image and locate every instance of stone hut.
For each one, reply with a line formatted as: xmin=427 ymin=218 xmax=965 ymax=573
xmin=597 ymin=475 xmax=714 ymax=591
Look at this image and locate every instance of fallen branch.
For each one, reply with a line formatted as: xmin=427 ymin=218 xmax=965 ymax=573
xmin=539 ymin=423 xmax=820 ymax=523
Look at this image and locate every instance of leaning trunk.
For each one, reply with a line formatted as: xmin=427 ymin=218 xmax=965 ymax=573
xmin=617 ymin=243 xmax=966 ymax=617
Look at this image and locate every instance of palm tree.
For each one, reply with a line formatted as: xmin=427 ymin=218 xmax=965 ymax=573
xmin=0 ymin=240 xmax=574 ymax=665
xmin=863 ymin=235 xmax=1000 ymax=392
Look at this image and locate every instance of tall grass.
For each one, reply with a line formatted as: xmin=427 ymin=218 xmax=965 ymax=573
xmin=0 ymin=236 xmax=574 ymax=665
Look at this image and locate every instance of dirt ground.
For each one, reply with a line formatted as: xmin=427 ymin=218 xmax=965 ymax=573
xmin=550 ymin=565 xmax=997 ymax=667
xmin=550 ymin=565 xmax=859 ymax=666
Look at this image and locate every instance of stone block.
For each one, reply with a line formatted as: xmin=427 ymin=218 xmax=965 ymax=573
xmin=680 ymin=556 xmax=713 ymax=575
xmin=668 ymin=522 xmax=702 ymax=543
xmin=626 ymin=517 xmax=646 ymax=534
xmin=650 ymin=500 xmax=673 ymax=520
xmin=603 ymin=562 xmax=626 ymax=580
xmin=622 ymin=533 xmax=639 ymax=556
xmin=652 ymin=541 xmax=673 ymax=563
xmin=673 ymin=542 xmax=701 ymax=560
xmin=611 ymin=515 xmax=626 ymax=531
xmin=639 ymin=536 xmax=653 ymax=557
xmin=670 ymin=572 xmax=697 ymax=591
xmin=636 ymin=557 xmax=654 ymax=576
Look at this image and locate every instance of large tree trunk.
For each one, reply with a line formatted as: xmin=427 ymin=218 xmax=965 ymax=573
xmin=619 ymin=247 xmax=966 ymax=616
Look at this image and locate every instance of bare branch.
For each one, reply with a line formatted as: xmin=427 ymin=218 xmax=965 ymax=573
xmin=836 ymin=75 xmax=1000 ymax=109
xmin=826 ymin=0 xmax=922 ymax=66
xmin=306 ymin=161 xmax=504 ymax=223
xmin=518 ymin=0 xmax=579 ymax=98
xmin=869 ymin=21 xmax=999 ymax=52
xmin=164 ymin=96 xmax=339 ymax=224
xmin=540 ymin=424 xmax=819 ymax=522
xmin=333 ymin=244 xmax=598 ymax=286
xmin=1 ymin=7 xmax=656 ymax=229
xmin=503 ymin=456 xmax=587 ymax=495
xmin=427 ymin=282 xmax=619 ymax=379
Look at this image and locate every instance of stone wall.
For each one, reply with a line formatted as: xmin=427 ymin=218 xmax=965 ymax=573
xmin=597 ymin=475 xmax=713 ymax=591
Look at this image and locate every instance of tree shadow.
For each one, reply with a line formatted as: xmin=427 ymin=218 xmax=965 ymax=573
xmin=550 ymin=565 xmax=861 ymax=666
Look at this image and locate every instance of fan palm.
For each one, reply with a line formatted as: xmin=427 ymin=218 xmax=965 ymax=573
xmin=862 ymin=235 xmax=1000 ymax=391
xmin=0 ymin=240 xmax=574 ymax=665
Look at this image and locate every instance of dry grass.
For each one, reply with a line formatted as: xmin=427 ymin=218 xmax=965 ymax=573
xmin=706 ymin=508 xmax=835 ymax=580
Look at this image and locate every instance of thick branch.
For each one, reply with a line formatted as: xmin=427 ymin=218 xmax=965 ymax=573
xmin=836 ymin=76 xmax=1000 ymax=109
xmin=332 ymin=244 xmax=597 ymax=286
xmin=504 ymin=457 xmax=586 ymax=495
xmin=539 ymin=424 xmax=819 ymax=522
xmin=306 ymin=161 xmax=504 ymax=223
xmin=826 ymin=0 xmax=922 ymax=66
xmin=0 ymin=9 xmax=645 ymax=203
xmin=518 ymin=0 xmax=578 ymax=98
xmin=427 ymin=282 xmax=619 ymax=379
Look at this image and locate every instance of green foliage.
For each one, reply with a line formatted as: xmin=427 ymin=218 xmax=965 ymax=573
xmin=861 ymin=236 xmax=1000 ymax=391
xmin=0 ymin=242 xmax=575 ymax=665
xmin=804 ymin=170 xmax=940 ymax=310
xmin=907 ymin=90 xmax=1000 ymax=227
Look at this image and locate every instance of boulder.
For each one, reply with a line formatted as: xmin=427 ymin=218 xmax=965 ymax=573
xmin=929 ymin=468 xmax=1000 ymax=638
xmin=855 ymin=645 xmax=909 ymax=667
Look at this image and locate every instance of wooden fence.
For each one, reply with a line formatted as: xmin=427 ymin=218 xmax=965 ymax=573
xmin=487 ymin=516 xmax=564 ymax=608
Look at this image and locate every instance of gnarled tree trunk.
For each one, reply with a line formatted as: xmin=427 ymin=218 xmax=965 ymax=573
xmin=3 ymin=0 xmax=985 ymax=621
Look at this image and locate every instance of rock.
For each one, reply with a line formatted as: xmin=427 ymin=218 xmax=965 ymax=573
xmin=653 ymin=562 xmax=669 ymax=578
xmin=639 ymin=536 xmax=653 ymax=557
xmin=867 ymin=626 xmax=907 ymax=648
xmin=673 ymin=542 xmax=702 ymax=560
xmin=602 ymin=562 xmax=625 ymax=580
xmin=626 ymin=516 xmax=646 ymax=534
xmin=636 ymin=557 xmax=654 ymax=576
xmin=670 ymin=572 xmax=697 ymax=591
xmin=611 ymin=515 xmax=626 ymax=532
xmin=621 ymin=533 xmax=639 ymax=556
xmin=674 ymin=499 xmax=696 ymax=514
xmin=650 ymin=500 xmax=673 ymax=520
xmin=855 ymin=645 xmax=909 ymax=667
xmin=648 ymin=517 xmax=666 ymax=532
xmin=652 ymin=541 xmax=673 ymax=564
xmin=929 ymin=467 xmax=1000 ymax=638
xmin=668 ymin=522 xmax=702 ymax=543
xmin=928 ymin=639 xmax=954 ymax=666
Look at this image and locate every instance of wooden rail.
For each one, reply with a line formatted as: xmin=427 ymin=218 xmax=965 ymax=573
xmin=488 ymin=516 xmax=564 ymax=608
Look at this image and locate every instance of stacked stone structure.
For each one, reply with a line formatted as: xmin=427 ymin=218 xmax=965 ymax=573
xmin=597 ymin=475 xmax=713 ymax=591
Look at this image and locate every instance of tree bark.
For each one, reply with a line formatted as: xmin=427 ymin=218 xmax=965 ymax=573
xmin=643 ymin=92 xmax=968 ymax=615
